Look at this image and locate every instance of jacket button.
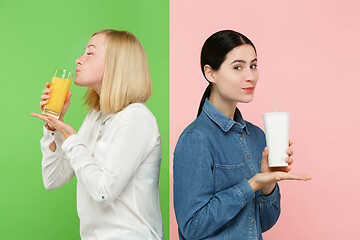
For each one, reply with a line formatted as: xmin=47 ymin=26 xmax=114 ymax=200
xmin=247 ymin=155 xmax=250 ymax=159
xmin=250 ymin=219 xmax=254 ymax=224
xmin=239 ymin=136 xmax=243 ymax=141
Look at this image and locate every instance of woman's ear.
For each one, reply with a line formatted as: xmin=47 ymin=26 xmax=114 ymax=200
xmin=204 ymin=65 xmax=216 ymax=83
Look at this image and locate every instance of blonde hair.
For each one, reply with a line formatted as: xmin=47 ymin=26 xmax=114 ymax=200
xmin=84 ymin=29 xmax=152 ymax=113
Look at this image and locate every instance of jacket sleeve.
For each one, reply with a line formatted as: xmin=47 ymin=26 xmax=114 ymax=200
xmin=41 ymin=126 xmax=75 ymax=190
xmin=173 ymin=131 xmax=255 ymax=240
xmin=62 ymin=108 xmax=158 ymax=207
xmin=258 ymin=183 xmax=281 ymax=232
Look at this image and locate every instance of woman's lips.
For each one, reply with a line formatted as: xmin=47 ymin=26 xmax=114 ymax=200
xmin=243 ymin=87 xmax=254 ymax=93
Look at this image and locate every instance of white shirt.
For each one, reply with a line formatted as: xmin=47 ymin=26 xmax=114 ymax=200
xmin=41 ymin=103 xmax=164 ymax=240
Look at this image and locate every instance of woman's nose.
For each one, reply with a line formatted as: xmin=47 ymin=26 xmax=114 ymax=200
xmin=75 ymin=56 xmax=82 ymax=66
xmin=245 ymin=68 xmax=255 ymax=82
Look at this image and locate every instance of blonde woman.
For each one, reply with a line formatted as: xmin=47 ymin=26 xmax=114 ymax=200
xmin=31 ymin=30 xmax=164 ymax=240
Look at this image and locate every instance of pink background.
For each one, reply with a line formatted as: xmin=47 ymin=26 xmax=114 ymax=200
xmin=170 ymin=0 xmax=360 ymax=239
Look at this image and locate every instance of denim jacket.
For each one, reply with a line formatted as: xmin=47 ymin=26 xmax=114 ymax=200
xmin=173 ymin=99 xmax=281 ymax=240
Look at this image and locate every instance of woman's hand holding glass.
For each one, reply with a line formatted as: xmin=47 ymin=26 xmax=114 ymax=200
xmin=31 ymin=82 xmax=76 ymax=139
xmin=248 ymin=140 xmax=311 ymax=194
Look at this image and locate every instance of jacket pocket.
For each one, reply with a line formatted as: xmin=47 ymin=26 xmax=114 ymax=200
xmin=214 ymin=163 xmax=246 ymax=192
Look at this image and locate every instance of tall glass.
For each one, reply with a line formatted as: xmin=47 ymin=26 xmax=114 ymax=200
xmin=262 ymin=112 xmax=290 ymax=167
xmin=42 ymin=68 xmax=73 ymax=119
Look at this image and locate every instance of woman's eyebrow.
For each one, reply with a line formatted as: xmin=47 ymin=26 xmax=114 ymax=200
xmin=85 ymin=44 xmax=96 ymax=50
xmin=229 ymin=58 xmax=258 ymax=65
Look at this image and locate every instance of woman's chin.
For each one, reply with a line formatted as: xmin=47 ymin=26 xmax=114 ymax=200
xmin=237 ymin=95 xmax=254 ymax=103
xmin=74 ymin=79 xmax=84 ymax=87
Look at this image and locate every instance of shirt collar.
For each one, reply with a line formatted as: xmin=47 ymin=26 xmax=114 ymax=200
xmin=96 ymin=110 xmax=112 ymax=124
xmin=203 ymin=98 xmax=250 ymax=134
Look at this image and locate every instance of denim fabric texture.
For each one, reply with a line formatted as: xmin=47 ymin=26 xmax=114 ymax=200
xmin=174 ymin=99 xmax=281 ymax=240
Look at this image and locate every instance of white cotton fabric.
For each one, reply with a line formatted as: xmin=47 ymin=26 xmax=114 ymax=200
xmin=41 ymin=103 xmax=164 ymax=240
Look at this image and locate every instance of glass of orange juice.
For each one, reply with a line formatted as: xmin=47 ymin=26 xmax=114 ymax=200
xmin=42 ymin=68 xmax=74 ymax=119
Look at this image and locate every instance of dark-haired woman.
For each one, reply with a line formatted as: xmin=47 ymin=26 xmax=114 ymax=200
xmin=173 ymin=30 xmax=311 ymax=240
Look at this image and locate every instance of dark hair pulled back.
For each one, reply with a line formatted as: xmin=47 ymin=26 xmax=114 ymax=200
xmin=197 ymin=30 xmax=256 ymax=116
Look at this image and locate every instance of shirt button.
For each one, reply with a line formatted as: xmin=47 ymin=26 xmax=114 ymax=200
xmin=51 ymin=132 xmax=54 ymax=136
xmin=239 ymin=136 xmax=243 ymax=141
xmin=260 ymin=199 xmax=264 ymax=203
xmin=247 ymin=155 xmax=250 ymax=159
xmin=250 ymin=219 xmax=254 ymax=224
xmin=101 ymin=196 xmax=105 ymax=200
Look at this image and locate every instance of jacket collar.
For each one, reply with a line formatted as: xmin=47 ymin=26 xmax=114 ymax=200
xmin=203 ymin=98 xmax=250 ymax=134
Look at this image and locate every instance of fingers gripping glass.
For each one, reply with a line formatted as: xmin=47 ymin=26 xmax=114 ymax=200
xmin=42 ymin=68 xmax=73 ymax=119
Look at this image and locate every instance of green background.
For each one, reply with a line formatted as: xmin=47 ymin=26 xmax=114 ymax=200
xmin=0 ymin=0 xmax=169 ymax=239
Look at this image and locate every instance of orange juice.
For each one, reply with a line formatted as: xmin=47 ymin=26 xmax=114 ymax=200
xmin=43 ymin=77 xmax=72 ymax=118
